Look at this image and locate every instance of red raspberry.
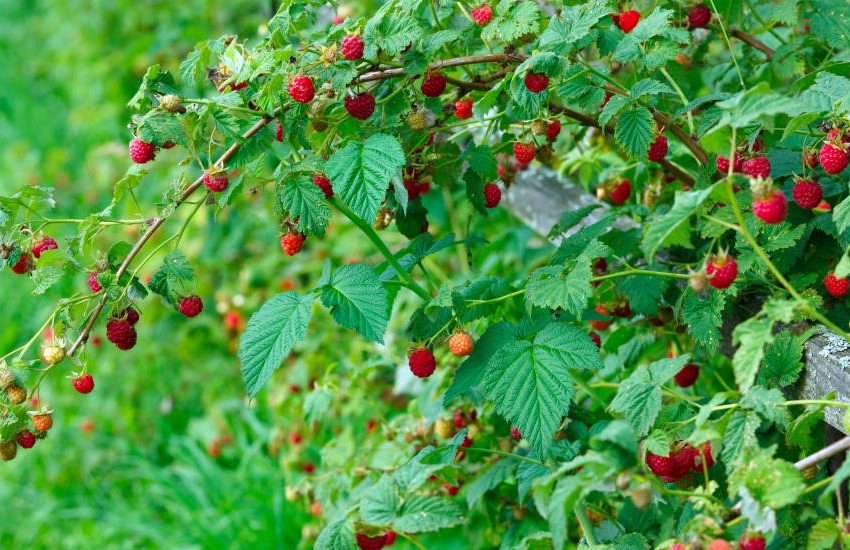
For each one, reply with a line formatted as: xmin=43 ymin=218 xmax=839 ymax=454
xmin=647 ymin=135 xmax=668 ymax=162
xmin=340 ymin=35 xmax=365 ymax=60
xmin=313 ymin=175 xmax=334 ymax=198
xmin=739 ymin=535 xmax=766 ymax=550
xmin=123 ymin=307 xmax=140 ymax=325
xmin=820 ymin=142 xmax=849 ymax=174
xmin=590 ymin=305 xmax=612 ymax=331
xmin=590 ymin=332 xmax=601 ymax=347
xmin=600 ymin=92 xmax=612 ymax=110
xmin=178 ymin=295 xmax=204 ymax=318
xmin=275 ymin=120 xmax=284 ymax=142
xmin=524 ymin=72 xmax=549 ymax=93
xmin=303 ymin=462 xmax=315 ymax=474
xmin=545 ymin=119 xmax=562 ymax=141
xmin=510 ymin=426 xmax=522 ymax=439
xmin=645 ymin=451 xmax=676 ymax=482
xmin=803 ymin=148 xmax=819 ymax=169
xmin=688 ymin=4 xmax=711 ymax=28
xmin=674 ymin=363 xmax=700 ymax=387
xmin=203 ymin=170 xmax=229 ymax=192
xmin=73 ymin=374 xmax=95 ymax=394
xmin=289 ymin=432 xmax=303 ymax=445
xmin=671 ymin=445 xmax=698 ymax=479
xmin=445 ymin=484 xmax=460 ymax=496
xmin=31 ymin=237 xmax=58 ymax=259
xmin=404 ymin=178 xmax=422 ymax=200
xmin=706 ymin=254 xmax=738 ymax=289
xmin=815 ymin=200 xmax=831 ymax=212
xmin=613 ymin=302 xmax=632 ymax=318
xmin=752 ymin=188 xmax=787 ymax=224
xmin=483 ymin=183 xmax=501 ymax=208
xmin=356 ymin=533 xmax=388 ymax=550
xmin=385 ymin=532 xmax=397 ymax=546
xmin=792 ymin=179 xmax=822 ymax=209
xmin=742 ymin=156 xmax=771 ymax=179
xmin=609 ymin=179 xmax=631 ymax=205
xmin=421 ymin=73 xmax=447 ymax=97
xmin=11 ymin=252 xmax=32 ymax=275
xmin=345 ymin=92 xmax=376 ymax=120
xmin=693 ymin=442 xmax=714 ymax=471
xmin=617 ymin=10 xmax=641 ymax=33
xmin=513 ymin=142 xmax=536 ymax=164
xmin=448 ymin=331 xmax=474 ymax=356
xmin=106 ymin=319 xmax=137 ymax=350
xmin=470 ymin=5 xmax=493 ymax=26
xmin=280 ymin=233 xmax=306 ymax=256
xmin=454 ymin=98 xmax=473 ymax=120
xmin=88 ymin=272 xmax=103 ymax=293
xmin=16 ymin=430 xmax=36 ymax=449
xmin=129 ymin=138 xmax=156 ymax=164
xmin=162 ymin=141 xmax=176 ymax=149
xmin=408 ymin=347 xmax=436 ymax=378
xmin=824 ymin=272 xmax=850 ymax=297
xmin=288 ymin=76 xmax=315 ymax=103
xmin=332 ymin=14 xmax=345 ymax=25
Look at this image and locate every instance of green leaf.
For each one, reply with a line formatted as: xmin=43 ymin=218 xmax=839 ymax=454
xmin=732 ymin=316 xmax=774 ymax=392
xmin=444 ymin=322 xmax=514 ymax=405
xmin=721 ymin=411 xmax=761 ymax=471
xmin=526 ymin=239 xmax=609 ymax=316
xmin=808 ymin=519 xmax=840 ymax=550
xmin=610 ymin=382 xmax=661 ymax=437
xmin=238 ymin=292 xmax=314 ymax=397
xmin=741 ymin=386 xmax=791 ymax=426
xmin=617 ymin=272 xmax=669 ymax=316
xmin=681 ymin=290 xmax=725 ymax=352
xmin=148 ymin=251 xmax=194 ymax=302
xmin=392 ymin=496 xmax=466 ymax=533
xmin=315 ymin=519 xmax=357 ymax=550
xmin=326 ymin=134 xmax=406 ymax=224
xmin=630 ymin=79 xmax=674 ymax=99
xmin=615 ymin=107 xmax=655 ymax=158
xmin=759 ymin=330 xmax=806 ymax=387
xmin=539 ymin=0 xmax=611 ymax=55
xmin=728 ymin=447 xmax=805 ymax=508
xmin=320 ymin=264 xmax=388 ymax=343
xmin=360 ymin=476 xmax=400 ymax=526
xmin=643 ymin=184 xmax=718 ymax=259
xmin=463 ymin=142 xmax=498 ymax=180
xmin=482 ymin=1 xmax=542 ymax=43
xmin=466 ymin=458 xmax=517 ymax=506
xmin=276 ymin=175 xmax=331 ymax=237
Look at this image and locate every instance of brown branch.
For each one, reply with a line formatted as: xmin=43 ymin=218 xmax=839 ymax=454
xmin=730 ymin=29 xmax=775 ymax=60
xmin=653 ymin=110 xmax=709 ymax=166
xmin=68 ymin=116 xmax=273 ymax=356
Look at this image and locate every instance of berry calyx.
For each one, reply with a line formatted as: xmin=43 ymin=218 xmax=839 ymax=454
xmin=609 ymin=179 xmax=632 ymax=205
xmin=751 ymin=186 xmax=788 ymax=224
xmin=421 ymin=73 xmax=447 ymax=97
xmin=345 ymin=92 xmax=376 ymax=120
xmin=31 ymin=237 xmax=58 ymax=259
xmin=88 ymin=272 xmax=103 ymax=293
xmin=340 ymin=35 xmax=365 ymax=60
xmin=178 ymin=295 xmax=204 ymax=318
xmin=647 ymin=135 xmax=668 ymax=163
xmin=313 ymin=175 xmax=334 ymax=198
xmin=288 ymin=76 xmax=315 ymax=104
xmin=448 ymin=331 xmax=474 ymax=357
xmin=16 ymin=430 xmax=36 ymax=449
xmin=524 ymin=72 xmax=549 ymax=93
xmin=356 ymin=533 xmax=388 ymax=550
xmin=408 ymin=347 xmax=436 ymax=378
xmin=32 ymin=413 xmax=53 ymax=432
xmin=11 ymin=252 xmax=32 ymax=275
xmin=617 ymin=10 xmax=641 ymax=33
xmin=792 ymin=178 xmax=823 ymax=209
xmin=281 ymin=232 xmax=306 ymax=256
xmin=73 ymin=373 xmax=95 ymax=394
xmin=470 ymin=5 xmax=493 ymax=26
xmin=513 ymin=142 xmax=536 ymax=164
xmin=203 ymin=169 xmax=229 ymax=192
xmin=742 ymin=156 xmax=771 ymax=179
xmin=454 ymin=98 xmax=474 ymax=120
xmin=483 ymin=183 xmax=501 ymax=208
xmin=706 ymin=253 xmax=738 ymax=289
xmin=824 ymin=272 xmax=850 ymax=298
xmin=820 ymin=142 xmax=849 ymax=175
xmin=674 ymin=363 xmax=700 ymax=388
xmin=106 ymin=318 xmax=137 ymax=350
xmin=688 ymin=4 xmax=711 ymax=28
xmin=129 ymin=138 xmax=156 ymax=164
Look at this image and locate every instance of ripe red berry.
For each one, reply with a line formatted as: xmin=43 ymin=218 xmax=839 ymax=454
xmin=123 ymin=307 xmax=140 ymax=326
xmin=356 ymin=533 xmax=388 ymax=550
xmin=739 ymin=535 xmax=766 ymax=550
xmin=824 ymin=272 xmax=850 ymax=297
xmin=203 ymin=170 xmax=229 ymax=192
xmin=742 ymin=156 xmax=771 ymax=179
xmin=178 ymin=295 xmax=204 ymax=318
xmin=454 ymin=98 xmax=474 ymax=120
xmin=752 ymin=188 xmax=787 ymax=224
xmin=88 ymin=272 xmax=103 ymax=293
xmin=545 ymin=119 xmax=562 ymax=141
xmin=524 ymin=72 xmax=549 ymax=93
xmin=408 ymin=347 xmax=436 ymax=378
xmin=288 ymin=76 xmax=315 ymax=104
xmin=803 ymin=148 xmax=819 ymax=169
xmin=688 ymin=4 xmax=711 ymax=28
xmin=645 ymin=451 xmax=676 ymax=482
xmin=313 ymin=175 xmax=334 ymax=198
xmin=647 ymin=135 xmax=668 ymax=162
xmin=16 ymin=430 xmax=36 ymax=449
xmin=275 ymin=120 xmax=284 ymax=142
xmin=421 ymin=73 xmax=447 ymax=97
xmin=618 ymin=10 xmax=641 ymax=33
xmin=590 ymin=332 xmax=601 ymax=348
xmin=609 ymin=179 xmax=632 ymax=205
xmin=31 ymin=237 xmax=58 ymax=259
xmin=73 ymin=374 xmax=95 ymax=394
xmin=820 ymin=142 xmax=849 ymax=174
xmin=483 ymin=183 xmax=501 ymax=208
xmin=106 ymin=319 xmax=138 ymax=350
xmin=510 ymin=426 xmax=522 ymax=439
xmin=345 ymin=92 xmax=376 ymax=120
xmin=470 ymin=5 xmax=493 ymax=26
xmin=280 ymin=233 xmax=306 ymax=256
xmin=11 ymin=252 xmax=32 ymax=275
xmin=129 ymin=138 xmax=156 ymax=164
xmin=706 ymin=254 xmax=738 ymax=289
xmin=340 ymin=35 xmax=365 ymax=60
xmin=674 ymin=363 xmax=700 ymax=388
xmin=715 ymin=153 xmax=743 ymax=173
xmin=448 ymin=331 xmax=474 ymax=356
xmin=590 ymin=305 xmax=612 ymax=331
xmin=792 ymin=179 xmax=822 ymax=209
xmin=513 ymin=142 xmax=536 ymax=164
xmin=693 ymin=442 xmax=714 ymax=471
xmin=671 ymin=445 xmax=698 ymax=479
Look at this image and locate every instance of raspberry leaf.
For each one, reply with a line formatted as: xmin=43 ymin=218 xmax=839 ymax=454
xmin=148 ymin=251 xmax=195 ymax=303
xmin=444 ymin=322 xmax=514 ymax=406
xmin=360 ymin=476 xmax=400 ymax=526
xmin=642 ymin=184 xmax=719 ymax=260
xmin=315 ymin=519 xmax=357 ymax=550
xmin=481 ymin=1 xmax=541 ymax=44
xmin=319 ymin=264 xmax=389 ymax=343
xmin=392 ymin=496 xmax=466 ymax=533
xmin=238 ymin=291 xmax=314 ymax=397
xmin=276 ymin=174 xmax=331 ymax=236
xmin=614 ymin=106 xmax=655 ymax=158
xmin=539 ymin=0 xmax=612 ymax=55
xmin=681 ymin=289 xmax=726 ymax=353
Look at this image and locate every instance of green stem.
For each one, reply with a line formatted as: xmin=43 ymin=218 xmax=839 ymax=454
xmin=440 ymin=184 xmax=469 ymax=275
xmin=659 ymin=67 xmax=695 ymax=134
xmin=465 ymin=447 xmax=546 ymax=466
xmin=708 ymin=0 xmax=747 ymax=90
xmin=330 ymin=199 xmax=430 ymax=300
xmin=574 ymin=502 xmax=599 ymax=546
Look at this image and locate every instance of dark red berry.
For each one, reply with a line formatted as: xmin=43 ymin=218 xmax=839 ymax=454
xmin=313 ymin=175 xmax=334 ymax=198
xmin=129 ymin=138 xmax=156 ymax=164
xmin=340 ymin=35 xmax=365 ymax=61
xmin=88 ymin=272 xmax=103 ymax=293
xmin=524 ymin=72 xmax=549 ymax=93
xmin=454 ymin=98 xmax=473 ymax=120
xmin=647 ymin=135 xmax=668 ymax=162
xmin=741 ymin=156 xmax=771 ymax=179
xmin=688 ymin=4 xmax=711 ymax=28
xmin=618 ymin=10 xmax=641 ymax=33
xmin=203 ymin=170 xmax=229 ymax=192
xmin=706 ymin=254 xmax=737 ymax=289
xmin=513 ymin=142 xmax=536 ymax=164
xmin=421 ymin=73 xmax=447 ymax=97
xmin=178 ymin=295 xmax=204 ymax=318
xmin=275 ymin=120 xmax=284 ymax=142
xmin=106 ymin=319 xmax=137 ymax=351
xmin=484 ymin=183 xmax=501 ymax=208
xmin=16 ymin=430 xmax=36 ymax=449
xmin=356 ymin=533 xmax=388 ymax=550
xmin=409 ymin=348 xmax=436 ymax=378
xmin=11 ymin=252 xmax=32 ymax=275
xmin=281 ymin=233 xmax=306 ymax=256
xmin=470 ymin=5 xmax=493 ymax=26
xmin=791 ymin=179 xmax=822 ymax=209
xmin=824 ymin=272 xmax=850 ymax=298
xmin=674 ymin=363 xmax=700 ymax=387
xmin=31 ymin=237 xmax=58 ymax=259
xmin=545 ymin=119 xmax=562 ymax=141
xmin=344 ymin=92 xmax=376 ymax=120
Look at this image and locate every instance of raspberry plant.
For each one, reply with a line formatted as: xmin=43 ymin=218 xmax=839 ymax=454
xmin=3 ymin=0 xmax=850 ymax=548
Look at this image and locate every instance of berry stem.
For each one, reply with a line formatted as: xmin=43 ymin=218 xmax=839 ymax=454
xmin=397 ymin=532 xmax=428 ymax=550
xmin=574 ymin=502 xmax=600 ymax=546
xmin=707 ymin=0 xmax=747 ymax=90
xmin=658 ymin=66 xmax=695 ymax=135
xmin=329 ymin=198 xmax=431 ymax=300
xmin=464 ymin=447 xmax=545 ymax=466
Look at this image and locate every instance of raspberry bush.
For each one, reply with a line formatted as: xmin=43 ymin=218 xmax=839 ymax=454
xmin=4 ymin=0 xmax=850 ymax=548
